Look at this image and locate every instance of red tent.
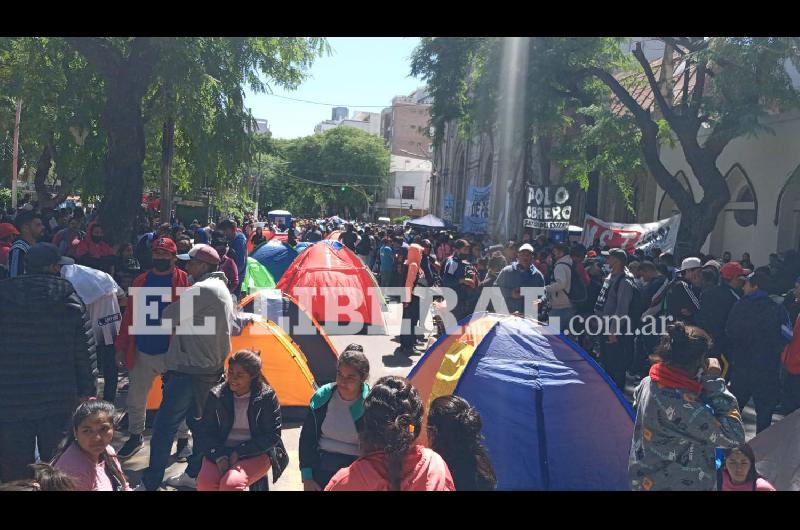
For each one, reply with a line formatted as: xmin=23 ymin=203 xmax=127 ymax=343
xmin=277 ymin=242 xmax=386 ymax=329
xmin=326 ymin=230 xmax=342 ymax=241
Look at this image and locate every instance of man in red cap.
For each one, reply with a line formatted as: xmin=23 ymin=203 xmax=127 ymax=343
xmin=696 ymin=261 xmax=750 ymax=369
xmin=114 ymin=237 xmax=190 ymax=459
xmin=0 ymin=223 xmax=20 ymax=278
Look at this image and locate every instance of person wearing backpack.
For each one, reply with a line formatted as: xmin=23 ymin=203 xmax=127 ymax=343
xmin=545 ymin=243 xmax=578 ymax=333
xmin=595 ymin=248 xmax=639 ymax=391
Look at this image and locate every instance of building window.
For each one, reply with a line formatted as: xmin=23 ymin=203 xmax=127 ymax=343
xmin=733 ymin=186 xmax=756 ymax=227
xmin=402 ymin=186 xmax=415 ymax=200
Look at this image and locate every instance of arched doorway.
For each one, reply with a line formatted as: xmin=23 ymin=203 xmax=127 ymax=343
xmin=707 ymin=164 xmax=758 ymax=259
xmin=775 ymin=166 xmax=800 ymax=252
xmin=656 ymin=170 xmax=693 ymax=219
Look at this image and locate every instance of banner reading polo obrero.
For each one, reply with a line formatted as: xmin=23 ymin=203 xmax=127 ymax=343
xmin=461 ymin=184 xmax=491 ymax=233
xmin=523 ymin=184 xmax=575 ymax=229
xmin=581 ymin=213 xmax=682 ymax=254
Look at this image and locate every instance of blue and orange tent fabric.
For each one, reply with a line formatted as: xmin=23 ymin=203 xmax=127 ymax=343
xmin=408 ymin=312 xmax=635 ymax=490
xmin=277 ymin=242 xmax=386 ymax=329
xmin=251 ymin=239 xmax=298 ymax=282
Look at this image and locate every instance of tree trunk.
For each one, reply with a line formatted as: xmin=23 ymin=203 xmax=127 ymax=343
xmin=33 ymin=139 xmax=54 ymax=208
xmin=98 ymin=76 xmax=148 ymax=245
xmin=65 ymin=37 xmax=160 ymax=246
xmin=160 ymin=114 xmax=175 ymax=224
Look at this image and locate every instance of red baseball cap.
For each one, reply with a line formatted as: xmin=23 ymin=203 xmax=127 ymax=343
xmin=151 ymin=237 xmax=177 ymax=255
xmin=720 ymin=261 xmax=751 ymax=281
xmin=0 ymin=223 xmax=20 ymax=239
xmin=587 ymin=250 xmax=598 ymax=258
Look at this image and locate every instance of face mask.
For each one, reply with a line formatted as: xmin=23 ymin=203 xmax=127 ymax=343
xmin=602 ymin=265 xmax=612 ymax=275
xmin=152 ymin=259 xmax=172 ymax=272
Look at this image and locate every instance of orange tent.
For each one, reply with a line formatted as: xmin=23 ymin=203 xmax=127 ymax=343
xmin=146 ymin=316 xmax=318 ymax=419
xmin=277 ymin=242 xmax=386 ymax=329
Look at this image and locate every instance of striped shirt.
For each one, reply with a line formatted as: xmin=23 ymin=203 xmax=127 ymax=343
xmin=8 ymin=239 xmax=32 ymax=278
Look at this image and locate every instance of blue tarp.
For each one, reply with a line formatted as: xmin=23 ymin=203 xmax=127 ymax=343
xmin=251 ymin=239 xmax=298 ymax=282
xmin=452 ymin=317 xmax=634 ymax=490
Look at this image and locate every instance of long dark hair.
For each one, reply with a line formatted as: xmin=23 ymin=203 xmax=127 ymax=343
xmin=651 ymin=322 xmax=712 ymax=372
xmin=51 ymin=400 xmax=128 ymax=491
xmin=360 ymin=376 xmax=423 ymax=491
xmin=0 ymin=463 xmax=76 ymax=491
xmin=338 ymin=344 xmax=370 ymax=381
xmin=427 ymin=395 xmax=497 ymax=491
xmin=724 ymin=443 xmax=761 ymax=484
xmin=229 ymin=349 xmax=268 ymax=390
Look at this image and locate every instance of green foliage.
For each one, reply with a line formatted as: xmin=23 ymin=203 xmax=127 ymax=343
xmin=0 ymin=186 xmax=24 ymax=209
xmin=392 ymin=215 xmax=412 ymax=224
xmin=411 ymin=37 xmax=800 ymax=217
xmin=554 ymin=104 xmax=642 ymax=196
xmin=263 ymin=127 xmax=390 ymax=217
xmin=1 ymin=37 xmax=330 ymax=215
xmin=0 ymin=37 xmax=106 ymax=195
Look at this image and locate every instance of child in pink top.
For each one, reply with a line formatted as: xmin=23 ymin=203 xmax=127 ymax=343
xmin=53 ymin=400 xmax=130 ymax=491
xmin=721 ymin=444 xmax=776 ymax=491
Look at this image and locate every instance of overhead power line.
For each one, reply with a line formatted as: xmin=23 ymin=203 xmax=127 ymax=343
xmin=264 ymin=93 xmax=430 ymax=108
xmin=287 ymin=174 xmax=386 ymax=188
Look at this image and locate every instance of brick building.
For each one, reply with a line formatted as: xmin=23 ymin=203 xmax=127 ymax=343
xmin=381 ymin=87 xmax=433 ymax=159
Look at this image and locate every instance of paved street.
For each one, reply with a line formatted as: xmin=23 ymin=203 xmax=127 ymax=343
xmin=111 ymin=303 xmax=769 ymax=491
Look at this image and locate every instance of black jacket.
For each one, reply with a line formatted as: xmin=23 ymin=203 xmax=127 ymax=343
xmin=666 ymin=279 xmax=702 ymax=325
xmin=194 ymin=380 xmax=283 ymax=464
xmin=725 ymin=291 xmax=784 ymax=381
xmin=0 ymin=274 xmax=97 ymax=422
xmin=697 ymin=283 xmax=740 ymax=355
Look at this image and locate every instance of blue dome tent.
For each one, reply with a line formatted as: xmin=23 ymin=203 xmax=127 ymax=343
xmin=251 ymin=239 xmax=298 ymax=282
xmin=408 ymin=313 xmax=635 ymax=490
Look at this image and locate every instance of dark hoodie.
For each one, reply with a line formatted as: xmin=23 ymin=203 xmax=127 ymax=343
xmin=0 ymin=274 xmax=97 ymax=422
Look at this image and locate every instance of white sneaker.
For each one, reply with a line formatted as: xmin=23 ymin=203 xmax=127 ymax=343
xmin=165 ymin=472 xmax=197 ymax=489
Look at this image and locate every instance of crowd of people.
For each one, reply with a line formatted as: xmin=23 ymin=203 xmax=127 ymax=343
xmin=1 ymin=198 xmax=797 ymax=491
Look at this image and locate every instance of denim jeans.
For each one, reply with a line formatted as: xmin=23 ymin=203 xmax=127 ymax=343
xmin=141 ymin=371 xmax=200 ymax=490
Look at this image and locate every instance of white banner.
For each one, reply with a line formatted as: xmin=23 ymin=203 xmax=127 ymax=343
xmin=581 ymin=214 xmax=681 ymax=254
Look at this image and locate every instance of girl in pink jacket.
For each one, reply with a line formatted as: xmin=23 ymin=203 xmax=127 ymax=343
xmin=53 ymin=400 xmax=130 ymax=491
xmin=325 ymin=376 xmax=455 ymax=491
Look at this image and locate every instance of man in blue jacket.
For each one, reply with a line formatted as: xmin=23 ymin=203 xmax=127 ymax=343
xmin=217 ymin=219 xmax=248 ymax=293
xmin=494 ymin=243 xmax=545 ymax=316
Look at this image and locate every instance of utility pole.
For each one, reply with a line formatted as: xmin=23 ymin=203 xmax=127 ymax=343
xmin=11 ymin=99 xmax=21 ymax=210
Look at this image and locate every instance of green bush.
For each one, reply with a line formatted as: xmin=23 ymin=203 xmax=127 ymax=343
xmin=392 ymin=215 xmax=412 ymax=224
xmin=0 ymin=187 xmax=24 ymax=210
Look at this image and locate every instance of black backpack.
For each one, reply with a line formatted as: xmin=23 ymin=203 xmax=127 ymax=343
xmin=614 ymin=273 xmax=645 ymax=331
xmin=553 ymin=261 xmax=588 ymax=305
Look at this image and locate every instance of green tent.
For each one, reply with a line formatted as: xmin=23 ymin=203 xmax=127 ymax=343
xmin=241 ymin=257 xmax=276 ymax=294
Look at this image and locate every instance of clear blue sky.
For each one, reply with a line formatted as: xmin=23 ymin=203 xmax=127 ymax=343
xmin=244 ymin=37 xmax=424 ymax=139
